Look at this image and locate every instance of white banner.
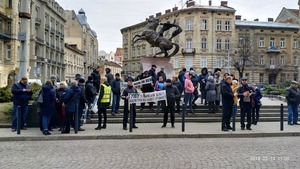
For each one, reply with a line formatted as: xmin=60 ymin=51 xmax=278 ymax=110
xmin=121 ymin=76 xmax=153 ymax=90
xmin=128 ymin=90 xmax=166 ymax=104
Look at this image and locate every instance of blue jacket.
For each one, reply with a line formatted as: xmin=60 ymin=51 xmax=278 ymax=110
xmin=173 ymin=81 xmax=183 ymax=94
xmin=64 ymin=86 xmax=82 ymax=113
xmin=111 ymin=79 xmax=121 ymax=95
xmin=11 ymin=82 xmax=33 ymax=106
xmin=254 ymin=88 xmax=262 ymax=102
xmin=40 ymin=84 xmax=56 ymax=117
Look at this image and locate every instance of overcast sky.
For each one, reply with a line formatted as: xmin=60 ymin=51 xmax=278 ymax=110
xmin=56 ymin=0 xmax=299 ymax=53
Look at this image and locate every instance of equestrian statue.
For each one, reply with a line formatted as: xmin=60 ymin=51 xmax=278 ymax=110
xmin=132 ymin=18 xmax=182 ymax=58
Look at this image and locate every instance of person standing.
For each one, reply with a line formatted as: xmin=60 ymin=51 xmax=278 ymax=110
xmin=161 ymin=79 xmax=180 ymax=128
xmin=199 ymin=67 xmax=208 ymax=105
xmin=183 ymin=72 xmax=195 ymax=114
xmin=140 ymin=71 xmax=155 ymax=111
xmin=111 ymin=73 xmax=122 ymax=115
xmin=231 ymin=80 xmax=239 ymax=130
xmin=125 ymin=72 xmax=134 ymax=82
xmin=205 ymin=76 xmax=217 ymax=113
xmin=237 ymin=77 xmax=255 ymax=130
xmin=178 ymin=68 xmax=186 ymax=87
xmin=105 ymin=68 xmax=114 ymax=85
xmin=91 ymin=66 xmax=101 ymax=94
xmin=77 ymin=78 xmax=88 ymax=131
xmin=190 ymin=70 xmax=199 ymax=107
xmin=40 ymin=81 xmax=56 ymax=135
xmin=121 ymin=79 xmax=138 ymax=130
xmin=11 ymin=77 xmax=33 ymax=132
xmin=95 ymin=77 xmax=111 ymax=130
xmin=214 ymin=72 xmax=222 ymax=112
xmin=56 ymin=82 xmax=68 ymax=131
xmin=49 ymin=75 xmax=59 ymax=129
xmin=252 ymin=83 xmax=262 ymax=125
xmin=156 ymin=67 xmax=166 ymax=81
xmin=155 ymin=76 xmax=166 ymax=115
xmin=221 ymin=76 xmax=234 ymax=131
xmin=148 ymin=64 xmax=157 ymax=84
xmin=285 ymin=81 xmax=300 ymax=125
xmin=62 ymin=80 xmax=81 ymax=134
xmin=85 ymin=76 xmax=97 ymax=118
xmin=172 ymin=76 xmax=183 ymax=114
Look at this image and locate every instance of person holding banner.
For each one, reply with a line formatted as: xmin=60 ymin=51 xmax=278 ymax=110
xmin=155 ymin=76 xmax=166 ymax=115
xmin=140 ymin=71 xmax=155 ymax=111
xmin=121 ymin=79 xmax=138 ymax=130
xmin=161 ymin=79 xmax=180 ymax=128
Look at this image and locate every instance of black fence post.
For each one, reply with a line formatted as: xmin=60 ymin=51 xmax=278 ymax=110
xmin=17 ymin=106 xmax=21 ymax=135
xmin=129 ymin=104 xmax=133 ymax=132
xmin=232 ymin=105 xmax=236 ymax=131
xmin=182 ymin=103 xmax=185 ymax=132
xmin=280 ymin=104 xmax=284 ymax=131
xmin=74 ymin=104 xmax=79 ymax=134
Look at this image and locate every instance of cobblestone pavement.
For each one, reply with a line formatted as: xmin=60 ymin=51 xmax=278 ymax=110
xmin=0 ymin=137 xmax=299 ymax=169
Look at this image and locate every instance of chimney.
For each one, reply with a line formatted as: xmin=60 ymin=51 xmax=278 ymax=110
xmin=149 ymin=15 xmax=154 ymax=19
xmin=254 ymin=18 xmax=259 ymax=21
xmin=209 ymin=0 xmax=212 ymax=6
xmin=186 ymin=0 xmax=195 ymax=7
xmin=235 ymin=15 xmax=241 ymax=20
xmin=165 ymin=9 xmax=171 ymax=14
xmin=172 ymin=7 xmax=178 ymax=11
xmin=156 ymin=12 xmax=162 ymax=17
xmin=220 ymin=1 xmax=228 ymax=6
xmin=268 ymin=18 xmax=274 ymax=22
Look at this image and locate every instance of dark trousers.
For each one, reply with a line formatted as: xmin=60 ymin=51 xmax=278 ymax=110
xmin=208 ymin=102 xmax=215 ymax=112
xmin=64 ymin=111 xmax=75 ymax=132
xmin=192 ymin=91 xmax=199 ymax=103
xmin=141 ymin=102 xmax=153 ymax=109
xmin=123 ymin=104 xmax=136 ymax=128
xmin=241 ymin=103 xmax=252 ymax=128
xmin=252 ymin=105 xmax=261 ymax=124
xmin=98 ymin=107 xmax=107 ymax=127
xmin=175 ymin=97 xmax=180 ymax=112
xmin=78 ymin=105 xmax=84 ymax=128
xmin=163 ymin=100 xmax=175 ymax=125
xmin=222 ymin=102 xmax=233 ymax=128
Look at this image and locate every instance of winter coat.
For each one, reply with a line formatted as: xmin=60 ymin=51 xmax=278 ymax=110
xmin=111 ymin=79 xmax=122 ymax=95
xmin=237 ymin=84 xmax=255 ymax=109
xmin=231 ymin=81 xmax=239 ymax=105
xmin=11 ymin=82 xmax=33 ymax=106
xmin=163 ymin=85 xmax=180 ymax=101
xmin=64 ymin=86 xmax=82 ymax=113
xmin=91 ymin=69 xmax=101 ymax=92
xmin=148 ymin=68 xmax=157 ymax=84
xmin=178 ymin=70 xmax=186 ymax=86
xmin=85 ymin=80 xmax=96 ymax=104
xmin=191 ymin=76 xmax=199 ymax=93
xmin=141 ymin=76 xmax=154 ymax=93
xmin=40 ymin=84 xmax=56 ymax=117
xmin=285 ymin=86 xmax=300 ymax=105
xmin=122 ymin=85 xmax=138 ymax=107
xmin=173 ymin=81 xmax=183 ymax=94
xmin=98 ymin=81 xmax=111 ymax=109
xmin=155 ymin=81 xmax=166 ymax=91
xmin=254 ymin=88 xmax=262 ymax=103
xmin=78 ymin=82 xmax=88 ymax=108
xmin=205 ymin=76 xmax=216 ymax=102
xmin=157 ymin=71 xmax=166 ymax=81
xmin=221 ymin=81 xmax=234 ymax=105
xmin=199 ymin=67 xmax=208 ymax=92
xmin=56 ymin=87 xmax=68 ymax=106
xmin=125 ymin=76 xmax=134 ymax=82
xmin=184 ymin=72 xmax=194 ymax=93
xmin=105 ymin=73 xmax=114 ymax=85
xmin=214 ymin=77 xmax=222 ymax=101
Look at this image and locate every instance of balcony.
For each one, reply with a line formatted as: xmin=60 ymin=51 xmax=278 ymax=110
xmin=50 ymin=28 xmax=55 ymax=34
xmin=46 ymin=41 xmax=50 ymax=46
xmin=36 ymin=56 xmax=45 ymax=62
xmin=51 ymin=44 xmax=55 ymax=49
xmin=60 ymin=33 xmax=64 ymax=39
xmin=56 ymin=46 xmax=60 ymax=51
xmin=56 ymin=30 xmax=60 ymax=36
xmin=35 ymin=17 xmax=41 ymax=26
xmin=45 ymin=24 xmax=50 ymax=30
xmin=265 ymin=64 xmax=282 ymax=70
xmin=0 ymin=29 xmax=12 ymax=40
xmin=266 ymin=46 xmax=280 ymax=53
xmin=36 ymin=36 xmax=44 ymax=44
xmin=181 ymin=48 xmax=196 ymax=55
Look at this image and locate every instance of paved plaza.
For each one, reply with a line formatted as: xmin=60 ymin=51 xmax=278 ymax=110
xmin=0 ymin=137 xmax=299 ymax=169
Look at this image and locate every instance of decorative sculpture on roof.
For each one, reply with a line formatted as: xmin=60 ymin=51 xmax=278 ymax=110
xmin=132 ymin=18 xmax=182 ymax=58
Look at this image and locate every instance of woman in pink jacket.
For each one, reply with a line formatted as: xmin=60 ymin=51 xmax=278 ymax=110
xmin=184 ymin=72 xmax=195 ymax=114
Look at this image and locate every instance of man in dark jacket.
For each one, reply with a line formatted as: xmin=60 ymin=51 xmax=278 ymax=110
xmin=237 ymin=77 xmax=256 ymax=130
xmin=105 ymin=68 xmax=114 ymax=85
xmin=199 ymin=67 xmax=208 ymax=105
xmin=190 ymin=70 xmax=199 ymax=106
xmin=85 ymin=76 xmax=96 ymax=105
xmin=252 ymin=83 xmax=262 ymax=125
xmin=91 ymin=66 xmax=101 ymax=94
xmin=125 ymin=72 xmax=134 ymax=82
xmin=172 ymin=76 xmax=183 ymax=113
xmin=77 ymin=78 xmax=88 ymax=131
xmin=11 ymin=77 xmax=33 ymax=132
xmin=148 ymin=64 xmax=157 ymax=84
xmin=62 ymin=80 xmax=82 ymax=134
xmin=178 ymin=68 xmax=186 ymax=87
xmin=140 ymin=71 xmax=155 ymax=110
xmin=161 ymin=79 xmax=180 ymax=128
xmin=221 ymin=76 xmax=234 ymax=131
xmin=156 ymin=67 xmax=166 ymax=81
xmin=285 ymin=81 xmax=300 ymax=125
xmin=111 ymin=73 xmax=122 ymax=115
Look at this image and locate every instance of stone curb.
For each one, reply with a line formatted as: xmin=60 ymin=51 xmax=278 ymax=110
xmin=1 ymin=132 xmax=300 ymax=142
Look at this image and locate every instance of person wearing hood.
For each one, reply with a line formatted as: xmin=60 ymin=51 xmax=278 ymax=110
xmin=111 ymin=73 xmax=122 ymax=115
xmin=221 ymin=76 xmax=234 ymax=131
xmin=121 ymin=79 xmax=138 ymax=130
xmin=95 ymin=77 xmax=111 ymax=130
xmin=105 ymin=68 xmax=114 ymax=85
xmin=199 ymin=67 xmax=208 ymax=105
xmin=205 ymin=76 xmax=217 ymax=113
xmin=91 ymin=66 xmax=101 ymax=94
xmin=62 ymin=80 xmax=82 ymax=134
xmin=252 ymin=83 xmax=262 ymax=125
xmin=172 ymin=76 xmax=183 ymax=114
xmin=156 ymin=67 xmax=166 ymax=81
xmin=184 ymin=72 xmax=195 ymax=114
xmin=140 ymin=71 xmax=155 ymax=111
xmin=155 ymin=76 xmax=166 ymax=115
xmin=214 ymin=72 xmax=222 ymax=112
xmin=77 ymin=78 xmax=88 ymax=131
xmin=40 ymin=81 xmax=56 ymax=135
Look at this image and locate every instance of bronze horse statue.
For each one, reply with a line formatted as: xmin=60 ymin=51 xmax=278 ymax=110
xmin=132 ymin=18 xmax=182 ymax=58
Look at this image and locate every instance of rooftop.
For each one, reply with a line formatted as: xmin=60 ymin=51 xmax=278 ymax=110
xmin=235 ymin=20 xmax=299 ymax=29
xmin=184 ymin=5 xmax=236 ymax=12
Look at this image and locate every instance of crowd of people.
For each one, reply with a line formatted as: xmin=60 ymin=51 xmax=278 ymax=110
xmin=10 ymin=64 xmax=300 ymax=135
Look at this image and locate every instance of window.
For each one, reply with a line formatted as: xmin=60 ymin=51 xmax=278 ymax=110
xmin=259 ymin=37 xmax=265 ymax=47
xmin=280 ymin=56 xmax=285 ymax=66
xmin=294 ymin=39 xmax=298 ymax=48
xmin=280 ymin=73 xmax=286 ymax=83
xmin=224 ymin=57 xmax=231 ymax=68
xmin=225 ymin=39 xmax=230 ymax=50
xmin=225 ymin=21 xmax=230 ymax=31
xmin=259 ymin=73 xmax=264 ymax=83
xmin=216 ymin=39 xmax=222 ymax=49
xmin=280 ymin=38 xmax=285 ymax=48
xmin=174 ymin=58 xmax=179 ymax=68
xmin=259 ymin=55 xmax=264 ymax=65
xmin=201 ymin=19 xmax=207 ymax=30
xmin=186 ymin=39 xmax=192 ymax=49
xmin=270 ymin=37 xmax=275 ymax=47
xmin=201 ymin=38 xmax=207 ymax=49
xmin=294 ymin=56 xmax=298 ymax=66
xmin=201 ymin=57 xmax=207 ymax=68
xmin=185 ymin=57 xmax=193 ymax=70
xmin=132 ymin=47 xmax=135 ymax=58
xmin=270 ymin=57 xmax=275 ymax=65
xmin=216 ymin=20 xmax=222 ymax=31
xmin=142 ymin=47 xmax=146 ymax=56
xmin=7 ymin=0 xmax=12 ymax=8
xmin=186 ymin=20 xmax=193 ymax=30
xmin=216 ymin=57 xmax=222 ymax=68
xmin=6 ymin=45 xmax=11 ymax=60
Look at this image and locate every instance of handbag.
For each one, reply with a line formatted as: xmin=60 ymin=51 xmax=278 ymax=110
xmin=37 ymin=90 xmax=43 ymax=103
xmin=91 ymin=95 xmax=99 ymax=113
